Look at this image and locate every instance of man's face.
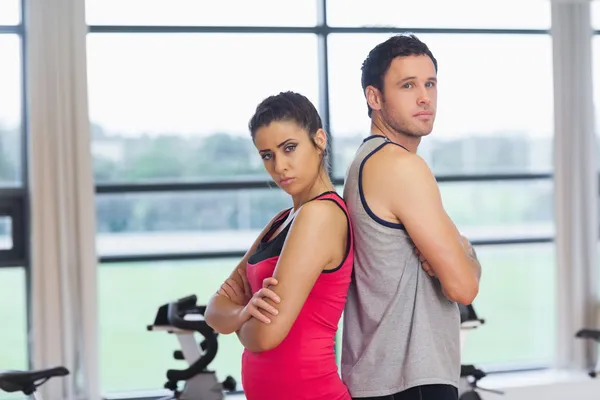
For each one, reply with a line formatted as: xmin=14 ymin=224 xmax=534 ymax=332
xmin=378 ymin=55 xmax=438 ymax=138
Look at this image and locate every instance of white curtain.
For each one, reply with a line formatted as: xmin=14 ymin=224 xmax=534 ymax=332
xmin=551 ymin=0 xmax=598 ymax=370
xmin=26 ymin=0 xmax=100 ymax=399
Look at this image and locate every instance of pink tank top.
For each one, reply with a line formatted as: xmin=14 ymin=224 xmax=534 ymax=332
xmin=241 ymin=191 xmax=353 ymax=400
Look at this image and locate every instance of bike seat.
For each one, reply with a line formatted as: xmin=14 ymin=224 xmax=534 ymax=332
xmin=0 ymin=367 xmax=69 ymax=394
xmin=460 ymin=364 xmax=487 ymax=380
xmin=576 ymin=328 xmax=600 ymax=342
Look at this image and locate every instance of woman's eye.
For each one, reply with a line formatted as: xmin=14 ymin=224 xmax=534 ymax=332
xmin=261 ymin=153 xmax=272 ymax=160
xmin=285 ymin=144 xmax=297 ymax=152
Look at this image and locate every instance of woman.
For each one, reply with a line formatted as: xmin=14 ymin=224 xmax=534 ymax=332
xmin=205 ymin=91 xmax=353 ymax=400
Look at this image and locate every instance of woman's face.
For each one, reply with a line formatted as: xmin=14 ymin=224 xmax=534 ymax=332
xmin=253 ymin=120 xmax=324 ymax=196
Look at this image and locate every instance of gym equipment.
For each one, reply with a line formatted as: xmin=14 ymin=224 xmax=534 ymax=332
xmin=0 ymin=366 xmax=69 ymax=400
xmin=575 ymin=328 xmax=600 ymax=377
xmin=458 ymin=304 xmax=503 ymax=400
xmin=148 ymin=294 xmax=237 ymax=400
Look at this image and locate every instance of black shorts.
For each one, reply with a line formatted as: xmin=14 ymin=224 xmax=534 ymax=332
xmin=353 ymin=384 xmax=459 ymax=400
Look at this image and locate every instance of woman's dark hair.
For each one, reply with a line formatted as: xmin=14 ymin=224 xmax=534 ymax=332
xmin=249 ymin=91 xmax=331 ymax=173
xmin=361 ymin=33 xmax=438 ymax=117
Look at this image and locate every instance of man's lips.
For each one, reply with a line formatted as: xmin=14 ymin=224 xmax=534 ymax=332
xmin=414 ymin=111 xmax=433 ymax=119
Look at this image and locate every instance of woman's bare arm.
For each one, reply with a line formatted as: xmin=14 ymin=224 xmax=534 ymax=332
xmin=204 ymin=208 xmax=289 ymax=334
xmin=236 ymin=200 xmax=348 ymax=352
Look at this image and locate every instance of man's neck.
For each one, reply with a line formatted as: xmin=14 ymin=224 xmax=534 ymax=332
xmin=370 ymin=121 xmax=421 ymax=153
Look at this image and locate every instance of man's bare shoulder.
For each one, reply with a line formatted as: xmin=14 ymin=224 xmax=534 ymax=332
xmin=368 ymin=143 xmax=435 ymax=185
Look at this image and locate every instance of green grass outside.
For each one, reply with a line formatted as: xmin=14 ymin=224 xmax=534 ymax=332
xmin=1 ymin=243 xmax=556 ymax=397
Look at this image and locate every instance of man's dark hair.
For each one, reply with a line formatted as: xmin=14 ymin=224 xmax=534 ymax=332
xmin=248 ymin=91 xmax=330 ymax=171
xmin=361 ymin=33 xmax=438 ymax=117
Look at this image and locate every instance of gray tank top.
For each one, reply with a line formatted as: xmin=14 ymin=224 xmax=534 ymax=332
xmin=341 ymin=135 xmax=460 ymax=398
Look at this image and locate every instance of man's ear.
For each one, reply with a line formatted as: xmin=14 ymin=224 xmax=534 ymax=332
xmin=365 ymin=85 xmax=383 ymax=113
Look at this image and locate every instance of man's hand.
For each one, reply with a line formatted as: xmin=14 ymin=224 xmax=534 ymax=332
xmin=414 ymin=245 xmax=436 ymax=277
xmin=414 ymin=235 xmax=480 ymax=280
xmin=239 ymin=276 xmax=280 ymax=324
xmin=460 ymin=235 xmax=476 ymax=258
xmin=459 ymin=234 xmax=482 ymax=281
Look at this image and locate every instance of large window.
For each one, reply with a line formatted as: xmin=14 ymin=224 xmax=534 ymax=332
xmin=88 ymin=0 xmax=556 ymax=395
xmin=593 ymin=0 xmax=600 ymax=30
xmin=326 ymin=0 xmax=550 ymax=29
xmin=441 ymin=179 xmax=554 ymax=240
xmin=461 ymin=243 xmax=556 ymax=367
xmin=87 ymin=10 xmax=323 ymax=394
xmin=0 ymin=1 xmax=27 ymax=391
xmin=96 ymin=189 xmax=290 ymax=258
xmin=85 ymin=0 xmax=317 ymax=27
xmin=0 ymin=216 xmax=12 ymax=251
xmin=98 ymin=259 xmax=244 ymax=393
xmin=0 ymin=1 xmax=20 ymax=25
xmin=592 ymin=4 xmax=600 ymax=296
xmin=0 ymin=10 xmax=25 ymax=271
xmin=0 ymin=267 xmax=28 ymax=400
xmin=328 ymin=33 xmax=554 ymax=177
xmin=0 ymin=35 xmax=22 ymax=186
xmin=595 ymin=36 xmax=600 ymax=139
xmin=592 ymin=1 xmax=599 ymax=142
xmin=87 ymin=33 xmax=319 ymax=184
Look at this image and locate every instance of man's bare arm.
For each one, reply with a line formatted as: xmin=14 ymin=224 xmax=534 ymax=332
xmin=382 ymin=150 xmax=480 ymax=304
xmin=460 ymin=234 xmax=482 ymax=282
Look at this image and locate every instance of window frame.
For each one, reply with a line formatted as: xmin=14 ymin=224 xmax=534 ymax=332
xmin=0 ymin=9 xmax=28 ymax=265
xmin=0 ymin=0 xmax=30 ymax=375
xmin=0 ymin=189 xmax=26 ymax=267
xmin=87 ymin=0 xmax=558 ymax=387
xmin=96 ymin=172 xmax=554 ymax=264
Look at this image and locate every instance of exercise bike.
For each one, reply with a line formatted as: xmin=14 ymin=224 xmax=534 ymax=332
xmin=148 ymin=294 xmax=237 ymax=400
xmin=575 ymin=328 xmax=600 ymax=377
xmin=0 ymin=366 xmax=69 ymax=400
xmin=458 ymin=304 xmax=504 ymax=400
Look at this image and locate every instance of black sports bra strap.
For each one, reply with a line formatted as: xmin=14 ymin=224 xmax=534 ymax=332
xmin=263 ymin=208 xmax=292 ymax=243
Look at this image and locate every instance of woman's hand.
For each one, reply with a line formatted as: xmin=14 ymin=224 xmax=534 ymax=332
xmin=240 ymin=276 xmax=280 ymax=324
xmin=218 ymin=269 xmax=257 ymax=306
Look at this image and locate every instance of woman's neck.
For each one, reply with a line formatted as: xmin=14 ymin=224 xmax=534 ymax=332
xmin=292 ymin=172 xmax=335 ymax=210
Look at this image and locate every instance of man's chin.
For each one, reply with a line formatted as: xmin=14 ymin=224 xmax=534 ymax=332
xmin=407 ymin=129 xmax=433 ymax=138
xmin=414 ymin=124 xmax=435 ymax=137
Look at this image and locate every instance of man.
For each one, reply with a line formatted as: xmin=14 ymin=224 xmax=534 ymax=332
xmin=341 ymin=34 xmax=482 ymax=400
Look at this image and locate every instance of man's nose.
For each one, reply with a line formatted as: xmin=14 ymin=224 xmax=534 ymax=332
xmin=417 ymin=87 xmax=431 ymax=106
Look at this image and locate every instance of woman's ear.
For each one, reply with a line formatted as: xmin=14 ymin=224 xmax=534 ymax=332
xmin=314 ymin=128 xmax=327 ymax=154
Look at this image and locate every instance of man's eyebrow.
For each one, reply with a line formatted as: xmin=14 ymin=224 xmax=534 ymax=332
xmin=398 ymin=76 xmax=437 ymax=83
